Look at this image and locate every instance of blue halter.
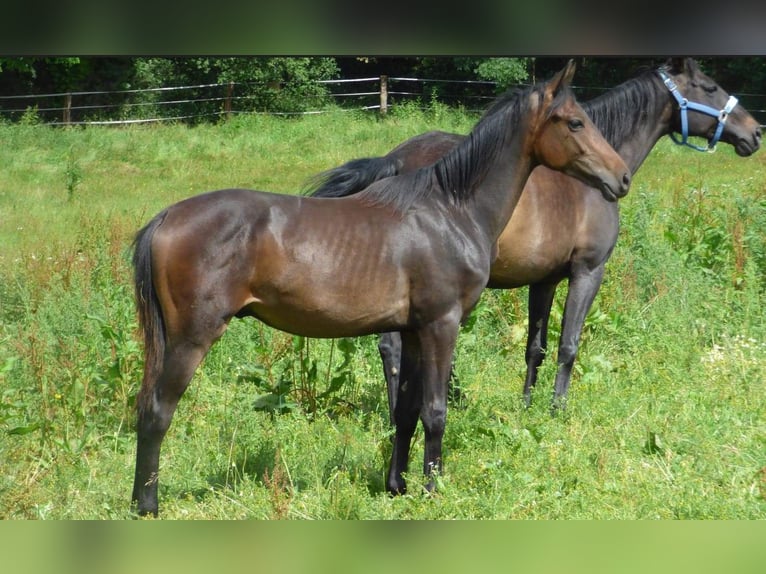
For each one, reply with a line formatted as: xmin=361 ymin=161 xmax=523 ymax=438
xmin=658 ymin=68 xmax=739 ymax=152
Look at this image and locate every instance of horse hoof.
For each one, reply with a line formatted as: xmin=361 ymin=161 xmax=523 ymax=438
xmin=387 ymin=479 xmax=407 ymax=496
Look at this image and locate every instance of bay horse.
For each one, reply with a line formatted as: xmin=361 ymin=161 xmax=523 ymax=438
xmin=307 ymin=57 xmax=762 ymax=416
xmin=130 ymin=61 xmax=630 ymax=516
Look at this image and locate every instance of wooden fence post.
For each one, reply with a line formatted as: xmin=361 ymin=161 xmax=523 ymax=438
xmin=380 ymin=75 xmax=388 ymax=116
xmin=63 ymin=93 xmax=72 ymax=125
xmin=225 ymin=81 xmax=234 ymax=119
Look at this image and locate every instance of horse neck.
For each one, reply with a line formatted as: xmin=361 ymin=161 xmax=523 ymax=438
xmin=459 ymin=125 xmax=536 ymax=243
xmin=584 ymin=73 xmax=674 ymax=173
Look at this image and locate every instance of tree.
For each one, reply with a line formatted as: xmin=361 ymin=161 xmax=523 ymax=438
xmin=473 ymin=57 xmax=530 ymax=90
xmin=129 ymin=57 xmax=339 ymax=119
xmin=214 ymin=57 xmax=339 ymax=113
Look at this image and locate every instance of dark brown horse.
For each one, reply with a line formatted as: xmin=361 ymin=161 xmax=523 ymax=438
xmin=130 ymin=61 xmax=630 ymax=516
xmin=307 ymin=58 xmax=762 ymax=416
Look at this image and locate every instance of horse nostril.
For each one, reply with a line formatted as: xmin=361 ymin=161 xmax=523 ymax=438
xmin=622 ymin=172 xmax=631 ymax=188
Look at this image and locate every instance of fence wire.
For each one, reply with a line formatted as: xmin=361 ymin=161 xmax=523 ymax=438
xmin=1 ymin=76 xmax=765 ymax=127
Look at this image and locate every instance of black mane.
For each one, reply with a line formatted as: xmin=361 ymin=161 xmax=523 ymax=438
xmin=583 ymin=68 xmax=665 ymax=149
xmin=355 ymin=80 xmax=563 ymax=213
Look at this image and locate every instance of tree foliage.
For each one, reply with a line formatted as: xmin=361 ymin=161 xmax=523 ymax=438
xmin=473 ymin=58 xmax=530 ymax=89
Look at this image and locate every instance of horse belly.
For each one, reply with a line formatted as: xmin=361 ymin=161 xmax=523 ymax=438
xmin=247 ymin=275 xmax=409 ymax=338
xmin=489 ymin=249 xmax=568 ymax=287
xmin=250 ymin=296 xmax=408 ymax=338
xmin=246 ymin=230 xmax=411 ymax=338
xmin=489 ymin=221 xmax=572 ymax=287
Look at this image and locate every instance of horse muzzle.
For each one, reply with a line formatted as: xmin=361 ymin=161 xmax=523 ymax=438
xmin=598 ymin=170 xmax=631 ymax=202
xmin=733 ymin=126 xmax=762 ymax=157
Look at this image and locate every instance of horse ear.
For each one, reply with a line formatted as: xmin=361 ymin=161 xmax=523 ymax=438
xmin=683 ymin=57 xmax=699 ymax=74
xmin=664 ymin=57 xmax=696 ymax=75
xmin=549 ymin=59 xmax=576 ymax=96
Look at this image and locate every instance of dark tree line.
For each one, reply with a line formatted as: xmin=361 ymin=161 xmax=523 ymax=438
xmin=1 ymin=56 xmax=763 ymax=123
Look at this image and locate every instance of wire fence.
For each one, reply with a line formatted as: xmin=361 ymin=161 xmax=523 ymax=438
xmin=0 ymin=77 xmax=503 ymax=125
xmin=1 ymin=76 xmax=765 ymax=127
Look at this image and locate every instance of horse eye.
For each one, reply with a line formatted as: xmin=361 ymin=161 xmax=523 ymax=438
xmin=568 ymin=118 xmax=584 ymax=131
xmin=694 ymin=80 xmax=717 ymax=94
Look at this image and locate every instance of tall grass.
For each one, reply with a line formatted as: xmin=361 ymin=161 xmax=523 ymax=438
xmin=1 ymin=107 xmax=764 ymax=519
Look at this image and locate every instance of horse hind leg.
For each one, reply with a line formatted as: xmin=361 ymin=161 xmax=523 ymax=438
xmin=387 ymin=331 xmax=421 ymax=495
xmin=551 ymin=265 xmax=604 ymax=414
xmin=522 ymin=282 xmax=557 ymax=407
xmin=378 ymin=332 xmax=402 ymax=429
xmin=132 ymin=339 xmax=212 ymax=517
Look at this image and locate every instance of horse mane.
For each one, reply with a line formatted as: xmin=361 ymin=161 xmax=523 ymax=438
xmin=302 ymin=156 xmax=401 ymax=198
xmin=582 ymin=67 xmax=665 ymax=149
xmin=355 ymin=80 xmax=560 ymax=213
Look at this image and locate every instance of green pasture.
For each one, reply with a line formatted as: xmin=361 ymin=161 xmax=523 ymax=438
xmin=0 ymin=105 xmax=764 ymax=519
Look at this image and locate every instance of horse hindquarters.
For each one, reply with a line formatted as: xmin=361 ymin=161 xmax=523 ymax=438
xmin=132 ymin=272 xmax=232 ymax=515
xmin=131 ymin=205 xmax=236 ymax=516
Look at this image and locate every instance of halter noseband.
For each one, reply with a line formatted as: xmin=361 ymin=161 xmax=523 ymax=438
xmin=658 ymin=68 xmax=738 ymax=152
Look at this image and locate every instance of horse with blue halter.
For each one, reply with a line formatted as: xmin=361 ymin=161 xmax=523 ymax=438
xmin=129 ymin=61 xmax=630 ymax=516
xmin=307 ymin=57 xmax=761 ymax=416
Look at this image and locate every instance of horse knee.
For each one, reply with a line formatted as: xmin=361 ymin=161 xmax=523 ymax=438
xmin=142 ymin=343 xmax=205 ymax=420
xmin=525 ymin=341 xmax=546 ymax=367
xmin=136 ymin=395 xmax=175 ymax=440
xmin=378 ymin=334 xmax=401 ymax=370
xmin=557 ymin=341 xmax=579 ymax=368
xmin=137 ymin=362 xmax=197 ymax=438
xmin=421 ymin=403 xmax=447 ymax=439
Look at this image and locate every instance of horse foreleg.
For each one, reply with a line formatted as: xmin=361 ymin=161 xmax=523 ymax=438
xmin=378 ymin=332 xmax=402 ymax=428
xmin=132 ymin=341 xmax=208 ymax=517
xmin=380 ymin=330 xmax=461 ymax=431
xmin=418 ymin=314 xmax=459 ymax=492
xmin=551 ymin=265 xmax=604 ymax=413
xmin=522 ymin=282 xmax=557 ymax=407
xmin=386 ymin=316 xmax=458 ymax=495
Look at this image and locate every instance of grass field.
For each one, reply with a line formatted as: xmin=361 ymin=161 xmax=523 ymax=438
xmin=1 ymin=105 xmax=765 ymax=519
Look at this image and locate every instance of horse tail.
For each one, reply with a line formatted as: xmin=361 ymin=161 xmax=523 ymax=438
xmin=303 ymin=156 xmax=402 ymax=198
xmin=132 ymin=211 xmax=168 ymax=417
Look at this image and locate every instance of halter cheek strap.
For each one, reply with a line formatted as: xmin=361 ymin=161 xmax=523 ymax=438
xmin=658 ymin=68 xmax=739 ymax=152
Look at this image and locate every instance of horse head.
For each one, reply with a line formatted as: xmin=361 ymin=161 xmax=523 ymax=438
xmin=661 ymin=57 xmax=762 ymax=156
xmin=531 ymin=60 xmax=631 ymax=202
